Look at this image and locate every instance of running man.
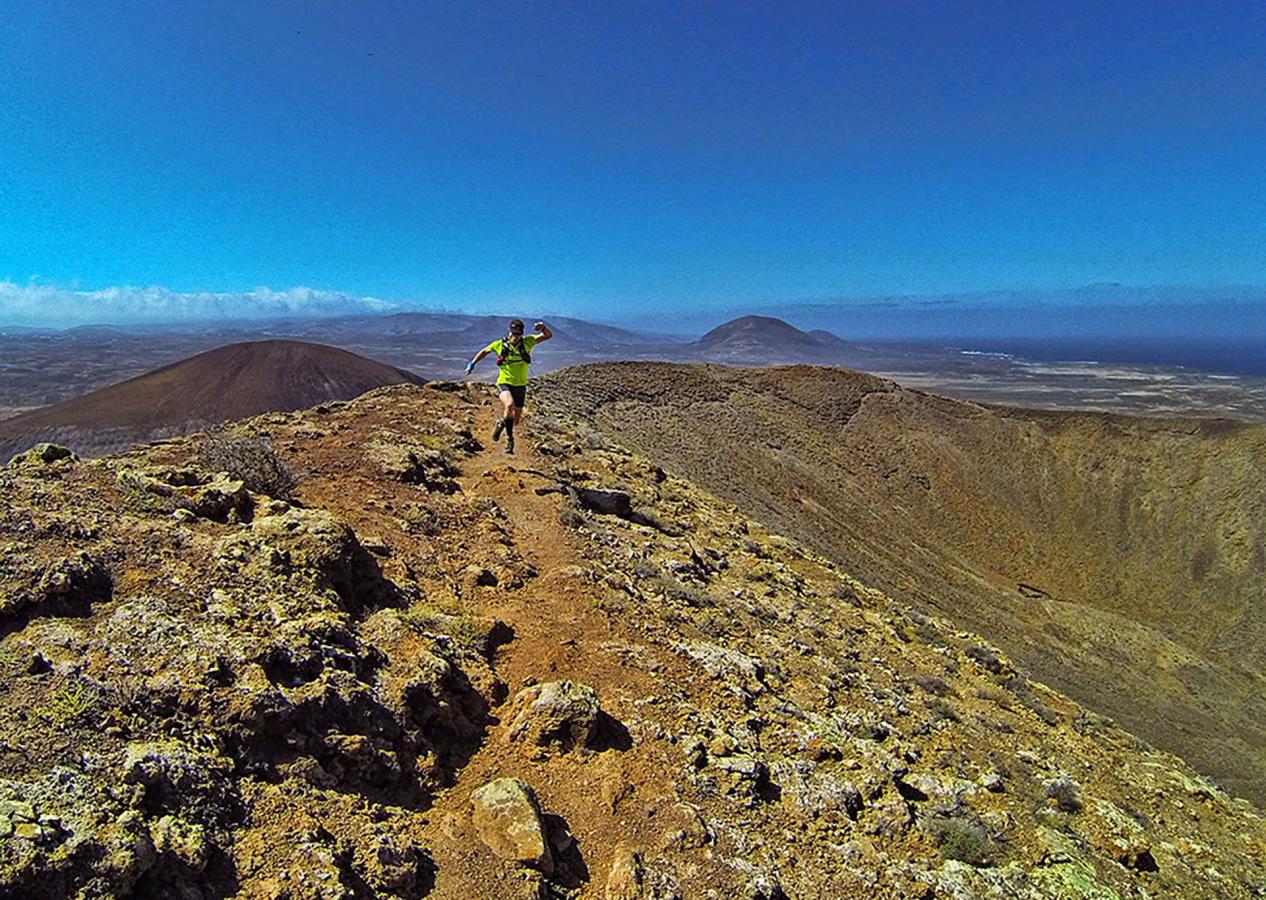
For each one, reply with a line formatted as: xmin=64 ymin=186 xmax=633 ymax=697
xmin=464 ymin=318 xmax=552 ymax=454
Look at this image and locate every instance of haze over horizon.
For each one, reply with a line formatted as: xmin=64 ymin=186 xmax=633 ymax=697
xmin=3 ymin=2 xmax=1265 ymax=335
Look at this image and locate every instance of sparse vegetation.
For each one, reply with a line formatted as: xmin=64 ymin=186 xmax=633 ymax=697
xmin=965 ymin=644 xmax=1004 ymax=674
xmin=976 ymin=685 xmax=1015 ymax=710
xmin=400 ymin=600 xmax=484 ymax=644
xmin=591 ymin=591 xmax=627 ymax=614
xmin=44 ymin=679 xmax=100 ymax=724
xmin=831 ymin=583 xmax=861 ymax=607
xmin=1 ymin=365 xmax=1264 ymax=897
xmin=914 ymin=674 xmax=954 ymax=697
xmin=925 ymin=814 xmax=992 ymax=866
xmin=0 ymin=641 xmax=24 ymax=672
xmin=913 ymin=621 xmax=947 ymax=647
xmin=1045 ymin=778 xmax=1084 ymax=813
xmin=198 ymin=428 xmax=299 ymax=499
xmin=1001 ymin=673 xmax=1061 ymax=725
xmin=926 ymin=697 xmax=960 ymax=724
xmin=643 ymin=574 xmax=713 ymax=608
xmin=400 ymin=501 xmax=443 ymax=536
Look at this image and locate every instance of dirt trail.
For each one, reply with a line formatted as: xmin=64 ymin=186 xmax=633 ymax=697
xmin=421 ymin=401 xmax=684 ymax=897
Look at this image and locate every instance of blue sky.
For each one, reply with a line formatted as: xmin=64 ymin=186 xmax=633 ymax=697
xmin=1 ymin=1 xmax=1264 ymax=325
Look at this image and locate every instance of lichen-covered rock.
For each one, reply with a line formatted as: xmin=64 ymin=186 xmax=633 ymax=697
xmin=773 ymin=760 xmax=864 ymax=820
xmin=36 ymin=552 xmax=112 ymax=603
xmin=471 ymin=778 xmax=553 ymax=873
xmin=8 ymin=443 xmax=78 ymax=470
xmin=0 ymin=771 xmax=164 ymax=898
xmin=505 ymin=680 xmax=603 ymax=758
xmin=216 ymin=507 xmax=395 ymax=612
xmin=0 ymin=551 xmax=113 ymax=619
xmin=349 ymin=829 xmax=428 ymax=893
xmin=370 ymin=440 xmax=462 ymax=493
xmin=676 ymin=641 xmax=766 ymax=705
xmin=119 ymin=740 xmax=236 ymax=817
xmin=117 ymin=467 xmax=253 ymax=521
xmin=150 ymin=815 xmax=208 ymax=872
xmin=606 ymin=845 xmax=646 ymax=899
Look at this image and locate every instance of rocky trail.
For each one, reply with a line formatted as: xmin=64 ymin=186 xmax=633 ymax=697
xmin=0 ymin=381 xmax=1263 ymax=898
xmin=417 ymin=413 xmax=688 ymax=897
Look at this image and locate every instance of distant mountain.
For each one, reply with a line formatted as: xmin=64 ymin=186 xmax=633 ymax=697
xmin=0 ymin=340 xmax=424 ymax=459
xmin=691 ymin=315 xmax=846 ymax=362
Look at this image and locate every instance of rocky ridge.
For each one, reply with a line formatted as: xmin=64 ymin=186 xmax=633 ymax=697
xmin=0 ymin=382 xmax=1262 ymax=897
xmin=533 ymin=362 xmax=1266 ymax=808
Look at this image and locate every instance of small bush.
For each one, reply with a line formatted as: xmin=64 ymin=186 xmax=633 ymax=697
xmin=582 ymin=429 xmax=607 ymax=450
xmin=965 ymin=644 xmax=1004 ymax=673
xmin=1001 ymin=674 xmax=1061 ymax=725
xmin=926 ymin=697 xmax=960 ymax=724
xmin=400 ymin=502 xmax=442 ymax=536
xmin=198 ymin=429 xmax=299 ymax=499
xmin=1022 ymin=695 xmax=1060 ymax=726
xmin=631 ymin=560 xmax=659 ymax=580
xmin=914 ymin=674 xmax=953 ymax=697
xmin=1044 ymin=778 xmax=1084 ymax=813
xmin=644 ymin=574 xmax=712 ymax=608
xmin=913 ymin=621 xmax=947 ymax=647
xmin=975 ymin=685 xmax=1014 ymax=710
xmin=832 ymin=583 xmax=861 ymax=607
xmin=925 ymin=815 xmax=991 ymax=865
xmin=44 ymin=680 xmax=100 ymax=724
xmin=592 ymin=591 xmax=627 ymax=614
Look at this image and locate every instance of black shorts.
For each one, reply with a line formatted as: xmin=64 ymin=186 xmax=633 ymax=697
xmin=497 ymin=384 xmax=527 ymax=408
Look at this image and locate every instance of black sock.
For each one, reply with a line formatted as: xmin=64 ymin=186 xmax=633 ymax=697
xmin=505 ymin=418 xmax=515 ymax=439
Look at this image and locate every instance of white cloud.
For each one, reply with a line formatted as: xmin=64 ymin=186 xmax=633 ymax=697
xmin=0 ymin=282 xmax=400 ymax=328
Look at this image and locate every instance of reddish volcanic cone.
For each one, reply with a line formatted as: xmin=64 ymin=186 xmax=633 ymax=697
xmin=0 ymin=340 xmax=425 ymax=458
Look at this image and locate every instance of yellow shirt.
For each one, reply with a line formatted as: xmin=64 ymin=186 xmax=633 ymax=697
xmin=484 ymin=335 xmax=539 ymax=386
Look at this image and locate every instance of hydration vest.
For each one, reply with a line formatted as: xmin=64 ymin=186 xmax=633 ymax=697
xmin=496 ymin=337 xmax=531 ymax=366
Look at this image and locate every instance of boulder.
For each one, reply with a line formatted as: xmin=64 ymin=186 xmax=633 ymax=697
xmin=470 ymin=778 xmax=553 ymax=873
xmin=0 ymin=551 xmax=113 ymax=619
xmin=37 ymin=552 xmax=112 ymax=604
xmin=677 ymin=641 xmax=766 ymax=706
xmin=606 ymin=845 xmax=646 ymax=899
xmin=8 ymin=443 xmax=77 ymax=470
xmin=117 ymin=468 xmax=252 ymax=522
xmin=216 ymin=507 xmax=387 ymax=611
xmin=505 ymin=680 xmax=602 ymax=758
xmin=370 ymin=441 xmax=461 ymax=493
xmin=773 ymin=761 xmax=863 ymax=820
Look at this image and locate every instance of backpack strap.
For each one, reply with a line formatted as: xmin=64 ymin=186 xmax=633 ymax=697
xmin=496 ymin=336 xmax=531 ymax=366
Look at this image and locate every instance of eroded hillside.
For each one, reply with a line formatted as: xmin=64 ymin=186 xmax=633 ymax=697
xmin=534 ymin=362 xmax=1266 ymax=810
xmin=0 ymin=382 xmax=1263 ymax=898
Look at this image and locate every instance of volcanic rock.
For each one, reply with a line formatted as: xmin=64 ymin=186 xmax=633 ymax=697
xmin=470 ymin=778 xmax=553 ymax=873
xmin=505 ymin=680 xmax=603 ymax=758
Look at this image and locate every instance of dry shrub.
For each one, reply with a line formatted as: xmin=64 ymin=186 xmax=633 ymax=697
xmin=199 ymin=429 xmax=298 ymax=499
xmin=925 ymin=814 xmax=992 ymax=865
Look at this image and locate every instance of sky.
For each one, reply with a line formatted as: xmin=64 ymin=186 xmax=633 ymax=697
xmin=1 ymin=1 xmax=1265 ymax=327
